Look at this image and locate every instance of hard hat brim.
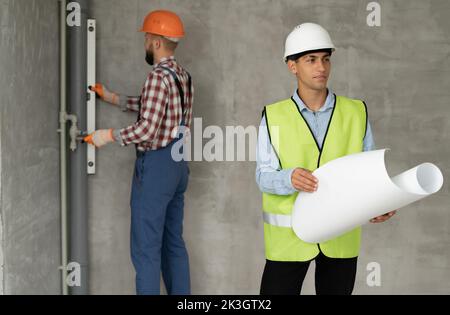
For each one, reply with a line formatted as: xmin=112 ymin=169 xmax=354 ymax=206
xmin=284 ymin=47 xmax=335 ymax=62
xmin=284 ymin=46 xmax=335 ymax=60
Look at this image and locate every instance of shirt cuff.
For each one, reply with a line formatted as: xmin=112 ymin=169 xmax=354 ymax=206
xmin=285 ymin=168 xmax=297 ymax=194
xmin=113 ymin=129 xmax=125 ymax=146
xmin=118 ymin=95 xmax=128 ymax=112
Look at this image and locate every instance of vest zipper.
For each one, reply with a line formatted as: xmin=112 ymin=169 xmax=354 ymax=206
xmin=291 ymin=94 xmax=338 ymax=253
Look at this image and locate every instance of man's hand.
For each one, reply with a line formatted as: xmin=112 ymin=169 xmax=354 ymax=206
xmin=84 ymin=129 xmax=115 ymax=148
xmin=89 ymin=83 xmax=120 ymax=106
xmin=370 ymin=211 xmax=397 ymax=223
xmin=291 ymin=168 xmax=318 ymax=193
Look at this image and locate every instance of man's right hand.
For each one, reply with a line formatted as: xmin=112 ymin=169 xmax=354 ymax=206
xmin=291 ymin=168 xmax=318 ymax=193
xmin=89 ymin=83 xmax=120 ymax=106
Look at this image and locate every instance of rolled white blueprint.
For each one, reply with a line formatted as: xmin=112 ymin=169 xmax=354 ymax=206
xmin=292 ymin=149 xmax=444 ymax=243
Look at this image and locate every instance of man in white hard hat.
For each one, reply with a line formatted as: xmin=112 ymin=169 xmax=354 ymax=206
xmin=256 ymin=23 xmax=396 ymax=295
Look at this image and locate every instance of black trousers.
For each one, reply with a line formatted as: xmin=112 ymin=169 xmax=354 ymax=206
xmin=260 ymin=252 xmax=357 ymax=295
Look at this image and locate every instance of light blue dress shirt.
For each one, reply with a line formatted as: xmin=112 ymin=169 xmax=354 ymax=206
xmin=256 ymin=90 xmax=375 ymax=195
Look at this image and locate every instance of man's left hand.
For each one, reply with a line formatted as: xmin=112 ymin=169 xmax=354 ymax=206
xmin=84 ymin=129 xmax=115 ymax=148
xmin=370 ymin=211 xmax=397 ymax=223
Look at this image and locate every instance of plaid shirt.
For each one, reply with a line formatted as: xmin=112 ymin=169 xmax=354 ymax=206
xmin=118 ymin=56 xmax=194 ymax=151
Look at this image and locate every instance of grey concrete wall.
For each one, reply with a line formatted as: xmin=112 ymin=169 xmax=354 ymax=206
xmin=0 ymin=0 xmax=449 ymax=295
xmin=89 ymin=0 xmax=450 ymax=295
xmin=0 ymin=0 xmax=60 ymax=294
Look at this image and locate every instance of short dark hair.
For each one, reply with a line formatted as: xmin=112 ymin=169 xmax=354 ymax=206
xmin=153 ymin=34 xmax=179 ymax=51
xmin=286 ymin=48 xmax=333 ymax=63
xmin=161 ymin=37 xmax=178 ymax=51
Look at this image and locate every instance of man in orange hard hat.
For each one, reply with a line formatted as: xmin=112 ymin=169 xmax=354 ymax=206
xmin=85 ymin=10 xmax=193 ymax=295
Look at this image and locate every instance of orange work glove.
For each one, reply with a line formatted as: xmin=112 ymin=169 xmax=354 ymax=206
xmin=84 ymin=129 xmax=116 ymax=148
xmin=89 ymin=83 xmax=120 ymax=106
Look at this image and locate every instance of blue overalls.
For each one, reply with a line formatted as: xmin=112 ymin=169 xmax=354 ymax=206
xmin=130 ymin=66 xmax=191 ymax=295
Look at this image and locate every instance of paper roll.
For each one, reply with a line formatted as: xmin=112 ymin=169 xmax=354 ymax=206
xmin=292 ymin=149 xmax=444 ymax=243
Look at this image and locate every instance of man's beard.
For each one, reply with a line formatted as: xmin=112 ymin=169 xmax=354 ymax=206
xmin=145 ymin=50 xmax=154 ymax=66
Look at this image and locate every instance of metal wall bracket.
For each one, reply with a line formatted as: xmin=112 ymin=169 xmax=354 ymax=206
xmin=58 ymin=112 xmax=83 ymax=152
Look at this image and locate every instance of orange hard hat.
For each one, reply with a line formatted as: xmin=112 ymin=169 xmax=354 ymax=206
xmin=140 ymin=10 xmax=185 ymax=38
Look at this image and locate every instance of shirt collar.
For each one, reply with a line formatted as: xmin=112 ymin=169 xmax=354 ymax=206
xmin=155 ymin=56 xmax=176 ymax=67
xmin=292 ymin=89 xmax=335 ymax=113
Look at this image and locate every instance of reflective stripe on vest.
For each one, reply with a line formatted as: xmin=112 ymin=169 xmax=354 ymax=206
xmin=263 ymin=212 xmax=292 ymax=228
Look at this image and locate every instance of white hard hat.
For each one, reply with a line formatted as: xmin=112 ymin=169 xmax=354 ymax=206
xmin=284 ymin=23 xmax=335 ymax=61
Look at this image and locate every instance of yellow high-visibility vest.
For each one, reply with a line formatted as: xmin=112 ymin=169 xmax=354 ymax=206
xmin=262 ymin=95 xmax=367 ymax=261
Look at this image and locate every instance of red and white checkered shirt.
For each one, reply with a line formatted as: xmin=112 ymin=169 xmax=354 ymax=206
xmin=118 ymin=56 xmax=194 ymax=151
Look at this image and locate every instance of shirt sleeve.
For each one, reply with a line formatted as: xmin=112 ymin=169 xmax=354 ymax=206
xmin=363 ymin=120 xmax=376 ymax=152
xmin=118 ymin=72 xmax=169 ymax=146
xmin=118 ymin=95 xmax=140 ymax=112
xmin=256 ymin=114 xmax=297 ymax=195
